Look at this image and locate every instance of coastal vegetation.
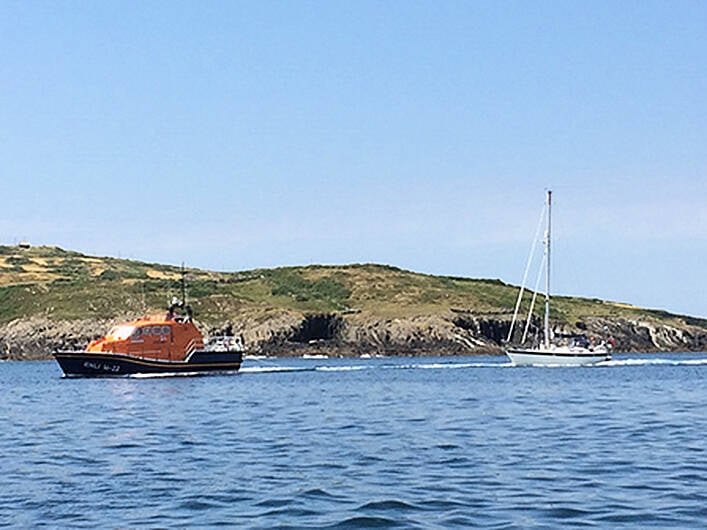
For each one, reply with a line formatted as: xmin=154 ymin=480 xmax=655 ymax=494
xmin=1 ymin=245 xmax=706 ymax=359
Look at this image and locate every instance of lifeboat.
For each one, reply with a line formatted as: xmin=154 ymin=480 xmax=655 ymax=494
xmin=53 ymin=309 xmax=244 ymax=377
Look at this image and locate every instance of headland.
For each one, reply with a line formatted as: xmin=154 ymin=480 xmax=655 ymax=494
xmin=1 ymin=245 xmax=705 ymax=360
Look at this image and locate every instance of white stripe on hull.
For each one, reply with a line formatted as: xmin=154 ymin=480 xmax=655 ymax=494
xmin=506 ymin=348 xmax=610 ymax=366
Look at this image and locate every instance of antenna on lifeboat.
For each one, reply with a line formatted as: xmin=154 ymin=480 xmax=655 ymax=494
xmin=181 ymin=261 xmax=187 ymax=307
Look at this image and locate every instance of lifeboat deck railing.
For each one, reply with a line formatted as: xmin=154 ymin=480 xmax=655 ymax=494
xmin=204 ymin=336 xmax=245 ymax=352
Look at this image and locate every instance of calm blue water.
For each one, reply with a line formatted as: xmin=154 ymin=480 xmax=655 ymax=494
xmin=1 ymin=353 xmax=706 ymax=528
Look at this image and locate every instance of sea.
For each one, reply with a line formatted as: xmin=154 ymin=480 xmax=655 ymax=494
xmin=1 ymin=353 xmax=706 ymax=529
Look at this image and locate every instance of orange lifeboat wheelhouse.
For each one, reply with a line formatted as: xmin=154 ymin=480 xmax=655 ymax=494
xmin=87 ymin=315 xmax=204 ymax=361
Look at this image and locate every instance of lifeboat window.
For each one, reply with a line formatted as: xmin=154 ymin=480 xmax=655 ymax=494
xmin=162 ymin=326 xmax=171 ymax=336
xmin=143 ymin=327 xmax=152 ymax=336
xmin=131 ymin=328 xmax=142 ymax=338
xmin=108 ymin=325 xmax=135 ymax=340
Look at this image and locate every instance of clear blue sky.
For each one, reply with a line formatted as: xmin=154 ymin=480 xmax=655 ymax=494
xmin=2 ymin=1 xmax=706 ymax=317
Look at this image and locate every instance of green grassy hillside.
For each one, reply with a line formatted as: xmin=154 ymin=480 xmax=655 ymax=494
xmin=0 ymin=245 xmax=703 ymax=331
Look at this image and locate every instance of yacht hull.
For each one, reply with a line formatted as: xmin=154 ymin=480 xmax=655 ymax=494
xmin=506 ymin=348 xmax=610 ymax=367
xmin=53 ymin=350 xmax=243 ymax=377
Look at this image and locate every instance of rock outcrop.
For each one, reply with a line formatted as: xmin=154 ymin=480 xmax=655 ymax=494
xmin=0 ymin=317 xmax=111 ymax=361
xmin=3 ymin=310 xmax=705 ymax=361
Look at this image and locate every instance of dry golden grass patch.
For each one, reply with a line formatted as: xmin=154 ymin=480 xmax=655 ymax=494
xmin=21 ymin=263 xmax=49 ymax=274
xmin=90 ymin=266 xmax=106 ymax=276
xmin=0 ymin=271 xmax=21 ymax=285
xmin=0 ymin=272 xmax=60 ymax=286
xmin=146 ymin=269 xmax=180 ymax=280
xmin=609 ymin=302 xmax=639 ymax=309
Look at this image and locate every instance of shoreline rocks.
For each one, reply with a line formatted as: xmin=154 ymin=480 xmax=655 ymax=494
xmin=2 ymin=311 xmax=706 ymax=361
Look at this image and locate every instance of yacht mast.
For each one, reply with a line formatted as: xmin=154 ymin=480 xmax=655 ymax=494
xmin=181 ymin=262 xmax=187 ymax=307
xmin=544 ymin=190 xmax=552 ymax=349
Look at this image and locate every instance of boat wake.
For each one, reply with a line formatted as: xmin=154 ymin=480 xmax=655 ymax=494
xmin=240 ymin=366 xmax=318 ymax=374
xmin=601 ymin=357 xmax=707 ymax=367
xmin=240 ymin=360 xmax=512 ymax=374
xmin=240 ymin=356 xmax=707 ymax=374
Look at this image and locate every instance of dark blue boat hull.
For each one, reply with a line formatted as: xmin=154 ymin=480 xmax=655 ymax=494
xmin=53 ymin=350 xmax=243 ymax=377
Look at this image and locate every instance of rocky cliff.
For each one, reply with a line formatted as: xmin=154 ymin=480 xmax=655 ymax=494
xmin=3 ymin=310 xmax=706 ymax=361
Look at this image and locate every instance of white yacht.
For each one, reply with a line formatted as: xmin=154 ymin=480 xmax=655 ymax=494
xmin=505 ymin=190 xmax=612 ymax=367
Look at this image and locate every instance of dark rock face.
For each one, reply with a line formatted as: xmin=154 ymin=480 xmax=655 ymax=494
xmin=2 ymin=311 xmax=707 ymax=361
xmin=452 ymin=316 xmax=475 ymax=331
xmin=451 ymin=314 xmax=536 ymax=346
xmin=291 ymin=314 xmax=344 ymax=343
